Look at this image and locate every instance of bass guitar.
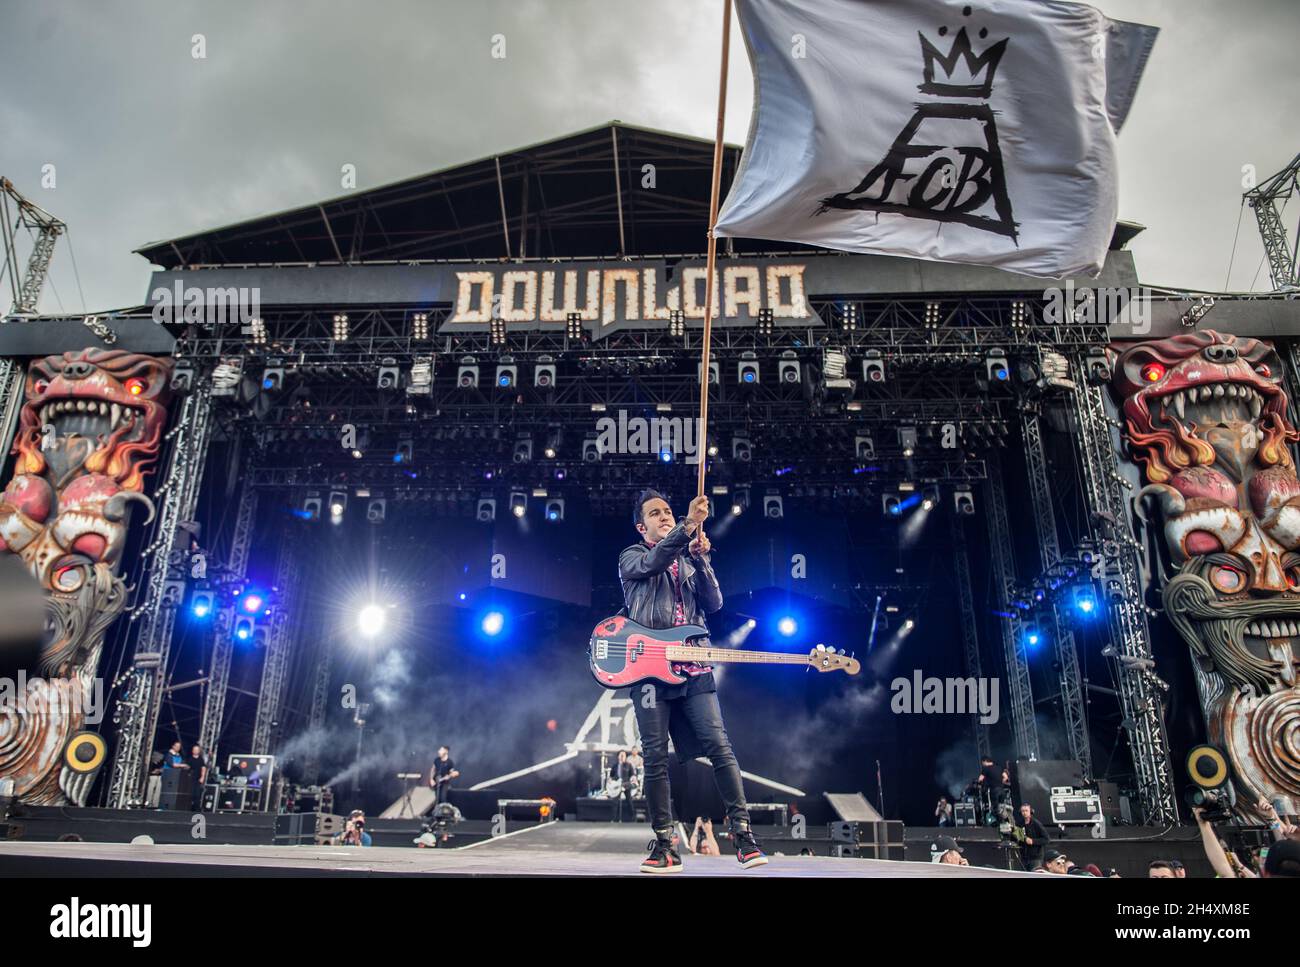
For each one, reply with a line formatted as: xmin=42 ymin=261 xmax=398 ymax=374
xmin=588 ymin=615 xmax=859 ymax=688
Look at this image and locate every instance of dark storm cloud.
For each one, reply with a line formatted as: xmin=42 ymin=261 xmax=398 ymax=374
xmin=0 ymin=0 xmax=1295 ymax=311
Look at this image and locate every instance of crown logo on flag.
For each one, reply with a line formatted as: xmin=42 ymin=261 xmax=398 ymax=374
xmin=918 ymin=25 xmax=1008 ymax=98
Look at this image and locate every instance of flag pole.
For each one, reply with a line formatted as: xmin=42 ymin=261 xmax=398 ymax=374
xmin=696 ymin=0 xmax=733 ymax=519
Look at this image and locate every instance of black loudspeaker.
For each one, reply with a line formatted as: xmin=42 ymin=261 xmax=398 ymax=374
xmin=576 ymin=797 xmax=617 ymax=822
xmin=1096 ymin=781 xmax=1125 ymax=825
xmin=159 ymin=769 xmax=194 ymax=811
xmin=1012 ymin=759 xmax=1084 ymax=821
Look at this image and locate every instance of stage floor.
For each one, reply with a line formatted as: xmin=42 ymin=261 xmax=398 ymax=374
xmin=0 ymin=821 xmax=1039 ymax=877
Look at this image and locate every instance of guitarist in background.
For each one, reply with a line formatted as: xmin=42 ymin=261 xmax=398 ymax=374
xmin=620 ymin=489 xmax=767 ymax=873
xmin=429 ymin=746 xmax=459 ymax=808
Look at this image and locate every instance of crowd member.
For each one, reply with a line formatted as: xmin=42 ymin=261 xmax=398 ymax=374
xmin=1262 ymin=839 xmax=1300 ymax=877
xmin=1041 ymin=849 xmax=1069 ymax=874
xmin=1017 ymin=803 xmax=1050 ymax=870
xmin=1148 ymin=859 xmax=1177 ymax=878
xmin=1258 ymin=797 xmax=1299 ymax=841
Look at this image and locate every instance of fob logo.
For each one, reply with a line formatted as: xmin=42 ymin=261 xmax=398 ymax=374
xmin=49 ymin=897 xmax=151 ymax=947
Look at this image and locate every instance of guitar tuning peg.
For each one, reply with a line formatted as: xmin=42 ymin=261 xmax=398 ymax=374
xmin=815 ymin=643 xmax=826 ymax=651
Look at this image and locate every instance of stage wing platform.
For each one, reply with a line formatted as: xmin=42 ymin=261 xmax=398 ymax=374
xmin=0 ymin=821 xmax=1040 ymax=878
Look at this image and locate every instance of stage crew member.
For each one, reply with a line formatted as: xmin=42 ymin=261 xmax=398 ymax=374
xmin=619 ymin=489 xmax=767 ymax=873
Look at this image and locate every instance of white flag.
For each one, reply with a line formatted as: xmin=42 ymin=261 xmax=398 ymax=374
xmin=714 ymin=0 xmax=1158 ymax=279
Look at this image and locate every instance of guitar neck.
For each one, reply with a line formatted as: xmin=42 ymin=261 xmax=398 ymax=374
xmin=664 ymin=645 xmax=810 ymax=666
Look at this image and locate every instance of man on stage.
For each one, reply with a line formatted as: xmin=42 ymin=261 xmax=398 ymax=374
xmin=619 ymin=489 xmax=767 ymax=873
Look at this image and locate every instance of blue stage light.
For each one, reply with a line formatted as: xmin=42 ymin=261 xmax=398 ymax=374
xmin=659 ymin=448 xmax=673 ymax=463
xmin=777 ymin=616 xmax=797 ymax=637
xmin=1024 ymin=627 xmax=1042 ymax=648
xmin=481 ymin=611 xmax=505 ymax=636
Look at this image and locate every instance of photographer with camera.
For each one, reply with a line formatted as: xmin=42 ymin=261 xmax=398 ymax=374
xmin=340 ymin=808 xmax=372 ymax=847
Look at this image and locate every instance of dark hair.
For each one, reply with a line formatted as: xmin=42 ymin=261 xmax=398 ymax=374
xmin=1168 ymin=859 xmax=1184 ymax=870
xmin=633 ymin=489 xmax=668 ymax=528
xmin=1148 ymin=859 xmax=1176 ymax=872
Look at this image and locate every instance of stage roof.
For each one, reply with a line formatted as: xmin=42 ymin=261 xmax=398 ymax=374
xmin=135 ymin=121 xmax=826 ymax=269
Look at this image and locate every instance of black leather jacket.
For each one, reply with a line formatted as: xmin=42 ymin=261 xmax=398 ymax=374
xmin=618 ymin=521 xmax=723 ymax=630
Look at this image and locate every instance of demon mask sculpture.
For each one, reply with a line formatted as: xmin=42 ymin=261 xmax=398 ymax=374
xmin=0 ymin=349 xmax=172 ymax=804
xmin=1112 ymin=330 xmax=1300 ymax=819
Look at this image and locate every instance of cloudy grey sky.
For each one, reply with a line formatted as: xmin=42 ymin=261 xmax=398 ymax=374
xmin=1 ymin=0 xmax=1296 ymax=313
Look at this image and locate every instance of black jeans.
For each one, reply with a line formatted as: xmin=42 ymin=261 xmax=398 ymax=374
xmin=632 ymin=689 xmax=750 ymax=833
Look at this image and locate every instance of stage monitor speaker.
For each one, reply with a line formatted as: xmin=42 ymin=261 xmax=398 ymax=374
xmin=576 ymin=797 xmax=618 ymax=823
xmin=824 ymin=791 xmax=884 ymax=822
xmin=1012 ymin=759 xmax=1083 ymax=822
xmin=1096 ymin=781 xmax=1124 ymax=825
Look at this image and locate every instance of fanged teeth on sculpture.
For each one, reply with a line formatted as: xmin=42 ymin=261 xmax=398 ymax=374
xmin=38 ymin=400 xmax=136 ymax=431
xmin=1160 ymin=383 xmax=1263 ymax=422
xmin=1245 ymin=620 xmax=1300 ymax=637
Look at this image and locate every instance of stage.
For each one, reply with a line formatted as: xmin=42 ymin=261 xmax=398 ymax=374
xmin=0 ymin=820 xmax=1036 ymax=878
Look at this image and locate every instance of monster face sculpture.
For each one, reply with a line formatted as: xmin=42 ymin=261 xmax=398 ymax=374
xmin=0 ymin=349 xmax=172 ymax=804
xmin=1112 ymin=330 xmax=1300 ymax=818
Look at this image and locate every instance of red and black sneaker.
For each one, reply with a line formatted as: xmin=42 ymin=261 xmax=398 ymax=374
xmin=640 ymin=837 xmax=683 ymax=874
xmin=732 ymin=825 xmax=769 ymax=869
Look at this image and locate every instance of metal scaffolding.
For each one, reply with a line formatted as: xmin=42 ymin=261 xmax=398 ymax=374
xmin=984 ymin=458 xmax=1039 ymax=760
xmin=252 ymin=530 xmax=301 ymax=754
xmin=951 ymin=513 xmax=991 ymax=758
xmin=197 ymin=482 xmax=259 ymax=760
xmin=1071 ymin=377 xmax=1178 ymax=824
xmin=0 ymin=358 xmax=24 ymax=460
xmin=105 ymin=389 xmax=216 ymax=808
xmin=1020 ymin=407 xmax=1092 ymax=776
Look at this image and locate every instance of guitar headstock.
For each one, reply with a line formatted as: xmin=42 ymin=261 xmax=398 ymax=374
xmin=807 ymin=645 xmax=859 ymax=675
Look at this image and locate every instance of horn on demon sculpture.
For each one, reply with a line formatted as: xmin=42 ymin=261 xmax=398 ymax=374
xmin=0 ymin=349 xmax=173 ymax=805
xmin=1111 ymin=330 xmax=1300 ymax=820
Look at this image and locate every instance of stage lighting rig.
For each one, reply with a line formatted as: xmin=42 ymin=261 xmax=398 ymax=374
xmin=862 ymin=350 xmax=885 ymax=384
xmin=777 ymin=350 xmax=801 ymax=384
xmin=985 ymin=348 xmax=1010 ymax=385
xmin=732 ymin=435 xmax=752 ymax=462
xmin=476 ymin=497 xmax=496 ymax=522
xmin=763 ymin=494 xmax=784 ymax=519
xmin=1085 ymin=346 xmax=1113 ymax=385
xmin=394 ymin=437 xmax=414 ymax=464
xmin=953 ymin=488 xmax=975 ymax=515
xmin=583 ymin=436 xmax=602 ymax=462
xmin=457 ymin=357 xmax=479 ymax=389
xmin=757 ymin=307 xmax=774 ymax=335
xmin=411 ymin=312 xmax=429 ymax=340
xmin=899 ymin=426 xmax=917 ymax=458
xmin=534 ymin=355 xmax=556 ymax=388
xmin=261 ymin=359 xmax=284 ymax=392
xmin=211 ymin=357 xmax=244 ymax=397
xmin=247 ymin=317 xmax=267 ymax=346
xmin=921 ymin=486 xmax=940 ymax=511
xmin=669 ymin=309 xmax=685 ymax=337
xmin=496 ymin=357 xmax=518 ymax=390
xmin=737 ymin=351 xmax=760 ymax=385
xmin=882 ymin=494 xmax=902 ymax=516
xmin=328 ymin=491 xmax=347 ymax=521
xmin=566 ymin=311 xmax=584 ymax=341
xmin=170 ymin=360 xmax=194 ymax=393
xmin=821 ymin=348 xmax=854 ymax=395
xmin=301 ymin=493 xmax=322 ymax=522
xmin=509 ymin=492 xmax=527 ymax=518
xmin=513 ymin=435 xmax=533 ymax=463
xmin=366 ymin=498 xmax=387 ymax=524
xmin=731 ymin=488 xmax=750 ymax=516
xmin=332 ymin=314 xmax=349 ymax=341
xmin=855 ymin=435 xmax=875 ymax=459
xmin=377 ymin=357 xmax=401 ymax=390
xmin=699 ymin=361 xmax=720 ymax=385
xmin=544 ymin=498 xmax=565 ymax=522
